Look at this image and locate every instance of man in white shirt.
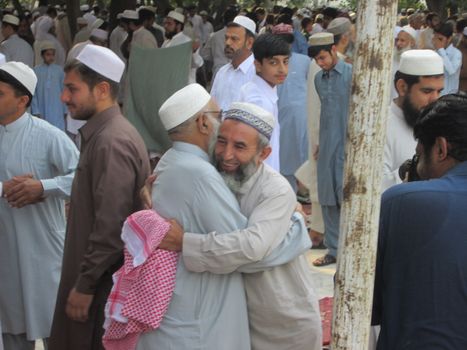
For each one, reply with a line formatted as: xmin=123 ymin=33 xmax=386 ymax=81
xmin=109 ymin=13 xmax=128 ymax=61
xmin=390 ymin=27 xmax=417 ymax=99
xmin=382 ymin=50 xmax=444 ymax=191
xmin=162 ymin=10 xmax=203 ymax=84
xmin=0 ymin=14 xmax=34 ymax=67
xmin=210 ymin=15 xmax=256 ymax=110
xmin=433 ymin=22 xmax=462 ymax=95
xmin=199 ymin=11 xmax=213 ymax=46
xmin=121 ymin=9 xmax=158 ymax=52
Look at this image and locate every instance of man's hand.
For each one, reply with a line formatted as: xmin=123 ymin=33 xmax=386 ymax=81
xmin=140 ymin=174 xmax=156 ymax=209
xmin=2 ymin=174 xmax=33 ymax=197
xmin=159 ymin=219 xmax=184 ymax=252
xmin=192 ymin=40 xmax=200 ymax=52
xmin=66 ymin=288 xmax=94 ymax=322
xmin=4 ymin=177 xmax=44 ymax=207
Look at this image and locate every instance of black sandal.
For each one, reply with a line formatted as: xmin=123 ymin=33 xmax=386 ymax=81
xmin=313 ymin=254 xmax=336 ymax=267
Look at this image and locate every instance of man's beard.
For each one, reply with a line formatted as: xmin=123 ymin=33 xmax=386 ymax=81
xmin=165 ymin=30 xmax=176 ymax=40
xmin=394 ymin=46 xmax=411 ymax=61
xmin=207 ymin=118 xmax=220 ymax=162
xmin=401 ymin=95 xmax=421 ymax=128
xmin=215 ymin=155 xmax=259 ymax=193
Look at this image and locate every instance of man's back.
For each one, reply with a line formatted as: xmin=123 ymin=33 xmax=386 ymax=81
xmin=137 ymin=142 xmax=250 ymax=350
xmin=374 ymin=161 xmax=467 ymax=349
xmin=0 ymin=34 xmax=34 ymax=67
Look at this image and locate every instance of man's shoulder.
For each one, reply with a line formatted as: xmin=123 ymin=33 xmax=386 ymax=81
xmin=254 ymin=164 xmax=295 ymax=199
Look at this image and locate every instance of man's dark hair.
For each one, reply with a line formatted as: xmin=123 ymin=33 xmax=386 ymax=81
xmin=253 ymin=33 xmax=290 ymax=61
xmin=308 ymin=44 xmax=334 ymax=59
xmin=139 ymin=8 xmax=155 ymax=22
xmin=122 ymin=17 xmax=142 ymax=27
xmin=226 ymin=22 xmax=256 ymax=39
xmin=46 ymin=6 xmax=57 ymax=17
xmin=223 ymin=8 xmax=237 ymax=26
xmin=414 ymin=93 xmax=467 ymax=161
xmin=434 ymin=22 xmax=454 ymax=38
xmin=425 ymin=12 xmax=439 ymax=24
xmin=394 ymin=71 xmax=444 ymax=91
xmin=279 ymin=7 xmax=293 ymax=17
xmin=323 ymin=7 xmax=338 ymax=19
xmin=64 ymin=60 xmax=119 ymax=100
xmin=276 ymin=14 xmax=292 ymax=25
xmin=301 ymin=17 xmax=312 ymax=31
xmin=0 ymin=69 xmax=33 ymax=107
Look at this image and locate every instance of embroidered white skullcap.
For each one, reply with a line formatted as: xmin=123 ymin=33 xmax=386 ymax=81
xmin=76 ymin=45 xmax=125 ymax=82
xmin=233 ymin=15 xmax=256 ymax=35
xmin=167 ymin=10 xmax=184 ymax=24
xmin=398 ymin=50 xmax=444 ymax=76
xmin=3 ymin=14 xmax=20 ymax=26
xmin=309 ymin=32 xmax=334 ymax=46
xmin=40 ymin=40 xmax=55 ymax=51
xmin=0 ymin=53 xmax=6 ymax=65
xmin=159 ymin=83 xmax=211 ymax=131
xmin=80 ymin=4 xmax=90 ymax=11
xmin=225 ymin=102 xmax=275 ymax=140
xmin=77 ymin=17 xmax=87 ymax=25
xmin=0 ymin=61 xmax=37 ymax=95
xmin=122 ymin=10 xmax=138 ymax=20
xmin=327 ymin=17 xmax=351 ymax=35
xmin=400 ymin=25 xmax=417 ymax=41
xmin=90 ymin=28 xmax=108 ymax=40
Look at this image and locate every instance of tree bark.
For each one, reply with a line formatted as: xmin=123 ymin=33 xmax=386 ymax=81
xmin=65 ymin=0 xmax=79 ymax=38
xmin=331 ymin=0 xmax=398 ymax=349
xmin=109 ymin=0 xmax=136 ymax=31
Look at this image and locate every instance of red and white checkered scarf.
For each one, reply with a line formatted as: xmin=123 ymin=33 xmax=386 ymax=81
xmin=103 ymin=209 xmax=178 ymax=350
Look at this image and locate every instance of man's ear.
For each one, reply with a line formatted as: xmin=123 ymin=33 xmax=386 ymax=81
xmin=435 ymin=136 xmax=449 ymax=161
xmin=258 ymin=145 xmax=272 ymax=162
xmin=196 ymin=112 xmax=209 ymax=135
xmin=395 ymin=79 xmax=408 ymax=97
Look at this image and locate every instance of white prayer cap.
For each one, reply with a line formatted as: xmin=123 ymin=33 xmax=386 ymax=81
xmin=122 ymin=10 xmax=139 ymax=20
xmin=463 ymin=26 xmax=467 ymax=36
xmin=76 ymin=45 xmax=125 ymax=82
xmin=398 ymin=50 xmax=444 ymax=76
xmin=233 ymin=15 xmax=256 ymax=35
xmin=80 ymin=4 xmax=90 ymax=11
xmin=308 ymin=32 xmax=334 ymax=46
xmin=167 ymin=10 xmax=185 ymax=24
xmin=200 ymin=10 xmax=208 ymax=16
xmin=2 ymin=14 xmax=20 ymax=26
xmin=224 ymin=102 xmax=275 ymax=140
xmin=90 ymin=28 xmax=108 ymax=40
xmin=327 ymin=17 xmax=352 ymax=35
xmin=0 ymin=53 xmax=6 ymax=65
xmin=159 ymin=84 xmax=211 ymax=131
xmin=394 ymin=25 xmax=402 ymax=38
xmin=116 ymin=13 xmax=123 ymax=19
xmin=91 ymin=18 xmax=104 ymax=29
xmin=40 ymin=40 xmax=55 ymax=51
xmin=400 ymin=25 xmax=417 ymax=41
xmin=0 ymin=61 xmax=37 ymax=95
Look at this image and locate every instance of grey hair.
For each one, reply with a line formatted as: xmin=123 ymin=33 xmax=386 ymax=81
xmin=167 ymin=113 xmax=199 ymax=135
xmin=257 ymin=132 xmax=270 ymax=150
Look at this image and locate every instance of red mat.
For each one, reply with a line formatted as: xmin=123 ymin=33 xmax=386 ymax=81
xmin=319 ymin=297 xmax=333 ymax=346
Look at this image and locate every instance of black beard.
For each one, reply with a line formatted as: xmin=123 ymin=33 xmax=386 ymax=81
xmin=165 ymin=30 xmax=176 ymax=40
xmin=401 ymin=95 xmax=421 ymax=128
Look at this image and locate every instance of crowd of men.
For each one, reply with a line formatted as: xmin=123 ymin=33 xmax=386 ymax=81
xmin=1 ymin=2 xmax=467 ymax=350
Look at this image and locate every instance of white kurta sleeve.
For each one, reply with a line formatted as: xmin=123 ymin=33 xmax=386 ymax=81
xmin=437 ymin=47 xmax=462 ymax=75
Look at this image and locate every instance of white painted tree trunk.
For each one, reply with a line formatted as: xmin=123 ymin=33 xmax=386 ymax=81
xmin=331 ymin=0 xmax=398 ymax=349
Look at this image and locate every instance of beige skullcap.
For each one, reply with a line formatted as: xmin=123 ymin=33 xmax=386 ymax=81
xmin=233 ymin=15 xmax=256 ymax=35
xmin=0 ymin=61 xmax=37 ymax=95
xmin=2 ymin=14 xmax=20 ymax=26
xmin=40 ymin=41 xmax=56 ymax=51
xmin=399 ymin=50 xmax=444 ymax=76
xmin=159 ymin=83 xmax=211 ymax=131
xmin=76 ymin=45 xmax=125 ymax=82
xmin=327 ymin=17 xmax=351 ymax=35
xmin=167 ymin=10 xmax=185 ymax=24
xmin=309 ymin=32 xmax=334 ymax=46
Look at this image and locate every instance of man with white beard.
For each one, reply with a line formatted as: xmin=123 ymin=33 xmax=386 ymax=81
xmin=391 ymin=26 xmax=417 ymax=99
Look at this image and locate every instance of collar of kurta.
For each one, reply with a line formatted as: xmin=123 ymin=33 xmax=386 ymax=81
xmin=324 ymin=58 xmax=345 ymax=77
xmin=79 ymin=105 xmax=121 ymax=143
xmin=172 ymin=141 xmax=210 ymax=162
xmin=0 ymin=112 xmax=29 ymax=133
xmin=234 ymin=53 xmax=254 ymax=74
xmin=234 ymin=163 xmax=264 ymax=196
xmin=252 ymin=74 xmax=278 ymax=102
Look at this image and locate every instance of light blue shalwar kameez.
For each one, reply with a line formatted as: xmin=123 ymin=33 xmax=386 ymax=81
xmin=277 ymin=52 xmax=310 ymax=191
xmin=0 ymin=113 xmax=78 ymax=343
xmin=136 ymin=142 xmax=250 ymax=350
xmin=314 ymin=59 xmax=352 ymax=257
xmin=31 ymin=63 xmax=67 ymax=131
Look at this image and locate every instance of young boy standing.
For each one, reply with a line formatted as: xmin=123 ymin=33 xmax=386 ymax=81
xmin=308 ymin=32 xmax=352 ymax=266
xmin=239 ymin=33 xmax=290 ymax=172
xmin=31 ymin=41 xmax=67 ymax=131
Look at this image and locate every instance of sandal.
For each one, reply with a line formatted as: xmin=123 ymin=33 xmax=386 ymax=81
xmin=313 ymin=254 xmax=336 ymax=267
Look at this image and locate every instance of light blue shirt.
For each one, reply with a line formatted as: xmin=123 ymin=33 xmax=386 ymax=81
xmin=0 ymin=113 xmax=78 ymax=339
xmin=437 ymin=44 xmax=462 ymax=95
xmin=137 ymin=142 xmax=250 ymax=350
xmin=31 ymin=63 xmax=67 ymax=131
xmin=277 ymin=52 xmax=310 ymax=176
xmin=315 ymin=59 xmax=352 ymax=206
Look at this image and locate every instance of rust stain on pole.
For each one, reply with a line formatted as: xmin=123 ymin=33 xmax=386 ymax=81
xmin=331 ymin=0 xmax=399 ymax=349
